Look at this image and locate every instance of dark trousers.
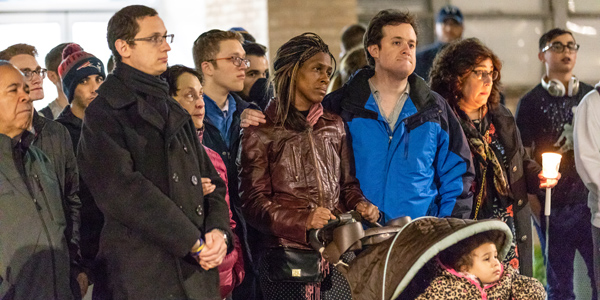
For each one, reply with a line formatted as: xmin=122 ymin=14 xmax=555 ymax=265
xmin=591 ymin=224 xmax=600 ymax=299
xmin=536 ymin=202 xmax=597 ymax=300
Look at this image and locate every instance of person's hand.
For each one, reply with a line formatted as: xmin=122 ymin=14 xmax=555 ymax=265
xmin=198 ymin=230 xmax=227 ymax=270
xmin=356 ymin=201 xmax=380 ymax=223
xmin=77 ymin=272 xmax=89 ymax=297
xmin=240 ymin=108 xmax=266 ymax=128
xmin=306 ymin=207 xmax=336 ymax=230
xmin=539 ymin=171 xmax=561 ymax=189
xmin=201 ymin=177 xmax=216 ymax=195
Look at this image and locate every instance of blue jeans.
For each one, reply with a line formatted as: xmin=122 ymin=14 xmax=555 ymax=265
xmin=536 ymin=202 xmax=597 ymax=300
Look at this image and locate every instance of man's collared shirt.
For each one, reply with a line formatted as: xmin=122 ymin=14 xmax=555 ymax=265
xmin=368 ymin=79 xmax=410 ymax=132
xmin=204 ymin=93 xmax=237 ymax=147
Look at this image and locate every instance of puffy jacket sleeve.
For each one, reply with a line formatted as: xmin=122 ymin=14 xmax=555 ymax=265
xmin=238 ymin=127 xmax=312 ymax=245
xmin=435 ymin=98 xmax=475 ymax=219
xmin=78 ymin=103 xmax=200 ymax=258
xmin=337 ymin=118 xmax=370 ymax=211
xmin=508 ymin=265 xmax=546 ymax=300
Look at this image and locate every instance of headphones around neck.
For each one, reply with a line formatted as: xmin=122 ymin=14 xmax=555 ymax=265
xmin=541 ymin=75 xmax=579 ymax=97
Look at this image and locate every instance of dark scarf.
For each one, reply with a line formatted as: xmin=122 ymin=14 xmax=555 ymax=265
xmin=454 ymin=104 xmax=510 ymax=219
xmin=113 ymin=62 xmax=170 ymax=120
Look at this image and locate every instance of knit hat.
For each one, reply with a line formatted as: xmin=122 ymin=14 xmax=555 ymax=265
xmin=58 ymin=43 xmax=105 ymax=103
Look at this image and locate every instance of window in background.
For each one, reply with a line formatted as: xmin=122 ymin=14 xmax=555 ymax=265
xmin=463 ymin=19 xmax=544 ymax=87
xmin=569 ymin=0 xmax=600 ymax=13
xmin=567 ymin=18 xmax=600 ymax=84
xmin=71 ymin=21 xmax=113 ymax=71
xmin=451 ymin=0 xmax=544 ymax=14
xmin=0 ymin=15 xmax=64 ymax=110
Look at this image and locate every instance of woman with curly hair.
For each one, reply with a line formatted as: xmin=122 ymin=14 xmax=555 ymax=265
xmin=238 ymin=32 xmax=379 ymax=300
xmin=429 ymin=38 xmax=558 ymax=276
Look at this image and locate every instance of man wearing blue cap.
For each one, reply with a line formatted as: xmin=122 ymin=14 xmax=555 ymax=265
xmin=415 ymin=5 xmax=464 ymax=81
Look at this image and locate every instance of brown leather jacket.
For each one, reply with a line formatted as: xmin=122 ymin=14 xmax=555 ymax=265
xmin=238 ymin=101 xmax=369 ymax=250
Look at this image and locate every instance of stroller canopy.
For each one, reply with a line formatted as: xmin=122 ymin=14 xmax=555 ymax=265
xmin=340 ymin=217 xmax=512 ymax=300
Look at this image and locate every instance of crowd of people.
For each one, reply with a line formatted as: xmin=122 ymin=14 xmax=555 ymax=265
xmin=0 ymin=3 xmax=598 ymax=300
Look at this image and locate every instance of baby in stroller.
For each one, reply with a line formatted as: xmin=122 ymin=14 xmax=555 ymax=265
xmin=415 ymin=230 xmax=545 ymax=300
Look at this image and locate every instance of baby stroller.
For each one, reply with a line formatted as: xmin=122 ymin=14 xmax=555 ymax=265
xmin=309 ymin=213 xmax=513 ymax=300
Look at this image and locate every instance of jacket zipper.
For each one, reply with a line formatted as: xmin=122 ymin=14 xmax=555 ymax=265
xmin=291 ymin=145 xmax=300 ymax=182
xmin=31 ymin=173 xmax=58 ymax=298
xmin=307 ymin=127 xmax=325 ymax=207
xmin=34 ymin=174 xmax=55 ymax=222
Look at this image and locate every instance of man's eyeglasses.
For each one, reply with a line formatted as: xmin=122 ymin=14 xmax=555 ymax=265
xmin=207 ymin=56 xmax=250 ymax=68
xmin=471 ymin=69 xmax=498 ymax=81
xmin=128 ymin=34 xmax=174 ymax=46
xmin=21 ymin=68 xmax=47 ymax=80
xmin=542 ymin=42 xmax=580 ymax=53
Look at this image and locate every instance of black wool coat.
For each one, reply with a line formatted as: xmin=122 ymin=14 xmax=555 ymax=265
xmin=78 ymin=66 xmax=231 ymax=300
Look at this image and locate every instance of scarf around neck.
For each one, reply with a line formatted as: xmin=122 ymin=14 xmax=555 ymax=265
xmin=454 ymin=104 xmax=510 ymax=219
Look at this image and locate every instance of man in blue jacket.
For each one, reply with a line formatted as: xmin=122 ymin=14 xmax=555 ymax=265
xmin=323 ymin=9 xmax=474 ymax=222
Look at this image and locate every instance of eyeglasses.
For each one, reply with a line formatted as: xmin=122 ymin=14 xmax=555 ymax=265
xmin=471 ymin=69 xmax=498 ymax=81
xmin=541 ymin=42 xmax=580 ymax=53
xmin=128 ymin=34 xmax=174 ymax=46
xmin=207 ymin=56 xmax=250 ymax=68
xmin=20 ymin=68 xmax=47 ymax=80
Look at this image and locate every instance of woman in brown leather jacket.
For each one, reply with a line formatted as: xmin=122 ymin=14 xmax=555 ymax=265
xmin=238 ymin=33 xmax=379 ymax=300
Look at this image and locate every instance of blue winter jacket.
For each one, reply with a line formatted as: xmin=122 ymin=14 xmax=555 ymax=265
xmin=323 ymin=68 xmax=474 ymax=221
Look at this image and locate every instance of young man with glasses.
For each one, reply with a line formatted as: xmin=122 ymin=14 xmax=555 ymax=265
xmin=193 ymin=29 xmax=259 ymax=300
xmin=516 ymin=28 xmax=596 ymax=300
xmin=77 ymin=5 xmax=231 ymax=299
xmin=0 ymin=44 xmax=87 ymax=298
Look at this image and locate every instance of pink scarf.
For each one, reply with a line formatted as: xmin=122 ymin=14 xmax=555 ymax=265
xmin=306 ymin=103 xmax=324 ymax=127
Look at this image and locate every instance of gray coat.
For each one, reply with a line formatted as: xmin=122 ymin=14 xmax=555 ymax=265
xmin=78 ymin=64 xmax=231 ymax=300
xmin=0 ymin=132 xmax=73 ymax=299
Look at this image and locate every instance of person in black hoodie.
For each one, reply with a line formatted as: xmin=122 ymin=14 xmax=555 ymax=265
xmin=55 ymin=43 xmax=105 ymax=291
xmin=77 ymin=5 xmax=231 ymax=299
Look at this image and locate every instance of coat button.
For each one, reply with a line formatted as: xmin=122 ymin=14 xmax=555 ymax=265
xmin=221 ymin=151 xmax=227 ymax=156
xmin=172 ymin=173 xmax=179 ymax=183
xmin=196 ymin=205 xmax=203 ymax=216
xmin=517 ymin=199 xmax=524 ymax=206
xmin=520 ymin=235 xmax=527 ymax=242
xmin=183 ymin=145 xmax=188 ymax=153
xmin=191 ymin=175 xmax=198 ymax=185
xmin=512 ymin=166 xmax=517 ymax=172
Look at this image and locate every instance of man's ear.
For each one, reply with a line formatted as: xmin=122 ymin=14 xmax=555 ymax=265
xmin=201 ymin=61 xmax=214 ymax=77
xmin=47 ymin=70 xmax=60 ymax=85
xmin=538 ymin=51 xmax=545 ymax=63
xmin=367 ymin=44 xmax=380 ymax=61
xmin=115 ymin=39 xmax=132 ymax=61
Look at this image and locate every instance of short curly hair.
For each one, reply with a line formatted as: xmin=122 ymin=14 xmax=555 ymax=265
xmin=438 ymin=230 xmax=506 ymax=272
xmin=429 ymin=38 xmax=502 ymax=107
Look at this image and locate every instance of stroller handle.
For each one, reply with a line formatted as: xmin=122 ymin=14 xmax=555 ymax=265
xmin=308 ymin=211 xmax=381 ymax=252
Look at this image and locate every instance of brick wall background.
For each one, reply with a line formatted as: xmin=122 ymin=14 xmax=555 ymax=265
xmin=267 ymin=0 xmax=357 ymax=64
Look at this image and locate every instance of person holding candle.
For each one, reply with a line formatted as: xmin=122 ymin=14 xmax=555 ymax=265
xmin=429 ymin=38 xmax=558 ymax=277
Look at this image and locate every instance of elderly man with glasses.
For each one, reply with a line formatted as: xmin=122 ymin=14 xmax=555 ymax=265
xmin=0 ymin=44 xmax=87 ymax=298
xmin=516 ymin=28 xmax=597 ymax=300
xmin=76 ymin=5 xmax=231 ymax=300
